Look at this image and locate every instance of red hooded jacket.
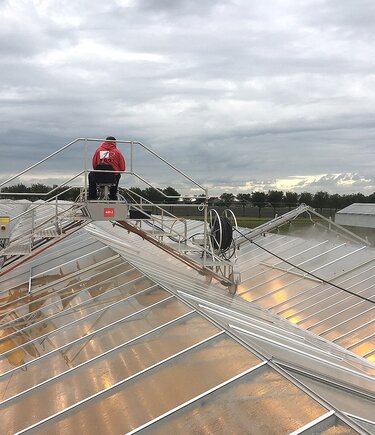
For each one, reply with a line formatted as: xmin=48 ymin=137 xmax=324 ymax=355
xmin=92 ymin=140 xmax=126 ymax=174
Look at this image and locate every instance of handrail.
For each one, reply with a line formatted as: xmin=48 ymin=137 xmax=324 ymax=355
xmin=82 ymin=138 xmax=206 ymax=192
xmin=0 ymin=137 xmax=208 ymax=199
xmin=133 ymin=140 xmax=207 ymax=193
xmin=120 ymin=187 xmax=186 ymax=221
xmin=0 ymin=138 xmax=82 ymax=188
xmin=0 ymin=171 xmax=85 ymax=197
xmin=9 ymin=185 xmax=79 ymax=223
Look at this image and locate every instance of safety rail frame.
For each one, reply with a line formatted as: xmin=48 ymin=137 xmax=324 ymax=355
xmin=0 ymin=138 xmax=240 ymax=288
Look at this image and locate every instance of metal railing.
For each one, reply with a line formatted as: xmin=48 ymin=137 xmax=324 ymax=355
xmin=0 ymin=137 xmax=208 ymax=200
xmin=0 ymin=138 xmax=212 ymax=261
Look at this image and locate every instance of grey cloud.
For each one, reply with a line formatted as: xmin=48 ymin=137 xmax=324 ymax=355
xmin=1 ymin=0 xmax=375 ymax=197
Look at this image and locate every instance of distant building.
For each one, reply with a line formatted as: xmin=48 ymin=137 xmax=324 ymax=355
xmin=335 ymin=203 xmax=375 ymax=229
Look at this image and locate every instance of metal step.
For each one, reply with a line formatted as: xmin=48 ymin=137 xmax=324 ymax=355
xmin=145 ymin=231 xmax=175 ymax=237
xmin=164 ymin=240 xmax=205 ymax=253
xmin=1 ymin=243 xmax=31 ymax=255
xmin=33 ymin=229 xmax=60 ymax=238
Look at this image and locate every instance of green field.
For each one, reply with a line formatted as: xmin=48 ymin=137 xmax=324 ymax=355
xmin=185 ymin=216 xmax=315 ymax=229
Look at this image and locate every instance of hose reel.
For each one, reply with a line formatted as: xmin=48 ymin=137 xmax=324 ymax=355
xmin=208 ymin=209 xmax=237 ymax=260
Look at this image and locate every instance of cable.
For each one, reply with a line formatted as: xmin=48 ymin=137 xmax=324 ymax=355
xmin=235 ymin=227 xmax=375 ymax=305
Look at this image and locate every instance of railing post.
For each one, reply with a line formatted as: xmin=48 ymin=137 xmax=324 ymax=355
xmin=84 ymin=138 xmax=88 ymax=200
xmin=203 ymin=201 xmax=208 ymax=267
xmin=31 ymin=209 xmax=35 ymax=249
xmin=28 ymin=266 xmax=33 ymax=294
xmin=55 ymin=196 xmax=59 ymax=233
xmin=130 ymin=141 xmax=134 ymax=174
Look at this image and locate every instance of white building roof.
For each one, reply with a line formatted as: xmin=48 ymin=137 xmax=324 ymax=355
xmin=337 ymin=203 xmax=375 ymax=216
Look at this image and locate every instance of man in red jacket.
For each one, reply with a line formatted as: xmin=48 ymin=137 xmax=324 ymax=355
xmin=88 ymin=136 xmax=126 ymax=200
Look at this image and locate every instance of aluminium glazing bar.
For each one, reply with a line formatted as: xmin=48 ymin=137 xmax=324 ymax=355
xmin=236 ymin=237 xmax=305 ymax=286
xmin=28 ymin=252 xmax=119 ymax=293
xmin=0 ymin=285 xmax=165 ymax=379
xmin=201 ymin=305 xmax=339 ymax=359
xmin=1 ymin=270 xmax=148 ymax=338
xmin=0 ymin=310 xmax=196 ymax=407
xmin=128 ymin=361 xmax=268 ymax=435
xmin=260 ymin=262 xmax=322 ymax=281
xmin=303 ymin=282 xmax=375 ymax=329
xmin=15 ymin=330 xmax=225 ymax=435
xmin=0 ymin=264 xmax=134 ymax=331
xmin=362 ymin=348 xmax=375 ymax=359
xmin=272 ymin=240 xmax=329 ymax=269
xmin=251 ymin=241 xmax=349 ymax=280
xmin=329 ymin=311 xmax=375 ymax=342
xmin=177 ymin=291 xmax=311 ymax=342
xmin=344 ymin=413 xmax=375 ymax=428
xmin=290 ymin=276 xmax=375 ymax=325
xmin=346 ymin=331 xmax=375 ymax=351
xmin=240 ymin=243 xmax=350 ymax=301
xmin=0 ymin=282 xmax=163 ymax=364
xmin=0 ymin=240 xmax=114 ymax=298
xmin=275 ymin=261 xmax=375 ymax=315
xmin=238 ymin=235 xmax=300 ymax=263
xmin=230 ymin=325 xmax=375 ymax=382
xmin=31 ymin=246 xmax=112 ymax=281
xmin=27 ymin=266 xmax=32 ymax=295
xmin=273 ymin=359 xmax=375 ymax=399
xmin=0 ymin=250 xmax=120 ymax=306
xmin=289 ymin=411 xmax=336 ymax=435
xmin=239 ymin=240 xmax=329 ymax=292
xmin=286 ymin=248 xmax=370 ymax=321
xmin=244 ymin=246 xmax=339 ymax=301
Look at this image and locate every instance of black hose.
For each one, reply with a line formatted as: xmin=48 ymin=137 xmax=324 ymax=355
xmin=211 ymin=216 xmax=233 ymax=251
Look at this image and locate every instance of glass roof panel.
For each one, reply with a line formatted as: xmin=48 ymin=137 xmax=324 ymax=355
xmin=35 ymin=334 xmax=260 ymax=435
xmin=0 ymin=281 xmax=164 ymax=372
xmin=298 ymin=414 xmax=359 ymax=434
xmin=295 ymin=292 xmax=374 ymax=331
xmin=0 ymin=238 xmax=102 ymax=287
xmin=0 ymin=297 xmax=195 ymax=400
xmin=310 ymin=304 xmax=374 ymax=337
xmin=0 ymin=263 xmax=138 ymax=340
xmin=271 ymin=261 xmax=375 ymax=318
xmin=256 ymin=279 xmax=317 ymax=310
xmin=322 ymin=311 xmax=375 ymax=342
xmin=352 ymin=417 xmax=375 ymax=434
xmin=0 ymin=312 xmax=223 ymax=429
xmin=0 ymin=257 xmax=127 ymax=318
xmin=142 ymin=365 xmax=328 ymax=435
xmin=239 ymin=272 xmax=309 ymax=302
xmin=348 ymin=338 xmax=375 ymax=359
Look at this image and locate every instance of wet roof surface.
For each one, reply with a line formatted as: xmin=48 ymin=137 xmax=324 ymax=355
xmin=0 ymin=200 xmax=373 ymax=434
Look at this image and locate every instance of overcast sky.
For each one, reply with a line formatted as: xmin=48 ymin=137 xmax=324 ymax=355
xmin=1 ymin=0 xmax=375 ymax=196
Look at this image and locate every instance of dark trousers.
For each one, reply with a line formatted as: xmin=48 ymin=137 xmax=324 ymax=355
xmin=88 ymin=172 xmax=121 ymax=200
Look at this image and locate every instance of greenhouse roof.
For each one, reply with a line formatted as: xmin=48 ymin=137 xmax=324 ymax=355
xmin=0 ymin=200 xmax=374 ymax=434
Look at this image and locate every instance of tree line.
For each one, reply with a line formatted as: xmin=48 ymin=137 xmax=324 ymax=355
xmin=0 ymin=183 xmax=181 ymax=203
xmin=1 ymin=183 xmax=374 ymax=213
xmin=219 ymin=190 xmax=375 ymax=216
